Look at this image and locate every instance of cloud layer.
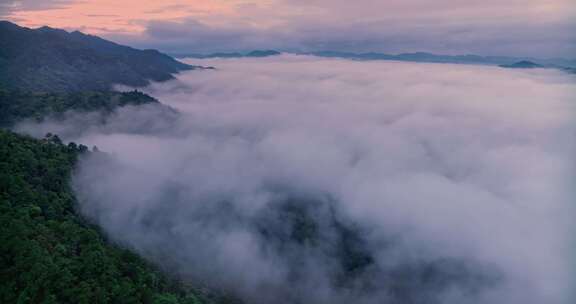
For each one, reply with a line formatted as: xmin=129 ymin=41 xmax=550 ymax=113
xmin=17 ymin=56 xmax=576 ymax=303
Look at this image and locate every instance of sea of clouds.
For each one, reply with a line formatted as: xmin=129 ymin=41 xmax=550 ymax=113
xmin=16 ymin=55 xmax=576 ymax=304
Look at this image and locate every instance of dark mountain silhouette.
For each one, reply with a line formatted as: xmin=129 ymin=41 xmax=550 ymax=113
xmin=0 ymin=21 xmax=203 ymax=91
xmin=174 ymin=49 xmax=281 ymax=59
xmin=175 ymin=49 xmax=576 ymax=73
xmin=246 ymin=50 xmax=281 ymax=57
xmin=308 ymin=51 xmax=576 ymax=68
xmin=560 ymin=67 xmax=576 ymax=74
xmin=499 ymin=61 xmax=543 ymax=69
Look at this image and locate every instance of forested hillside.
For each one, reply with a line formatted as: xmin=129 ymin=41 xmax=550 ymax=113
xmin=0 ymin=89 xmax=159 ymax=127
xmin=0 ymin=20 xmax=222 ymax=303
xmin=0 ymin=130 xmax=204 ymax=304
xmin=0 ymin=21 xmax=199 ymax=92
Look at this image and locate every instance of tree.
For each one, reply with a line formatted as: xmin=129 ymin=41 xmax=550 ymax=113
xmin=0 ymin=130 xmax=206 ymax=304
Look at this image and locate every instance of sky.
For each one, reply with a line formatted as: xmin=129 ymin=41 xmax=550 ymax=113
xmin=15 ymin=56 xmax=576 ymax=303
xmin=1 ymin=0 xmax=575 ymax=57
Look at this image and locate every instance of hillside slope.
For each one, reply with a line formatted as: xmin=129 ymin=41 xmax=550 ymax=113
xmin=0 ymin=21 xmax=199 ymax=91
xmin=0 ymin=89 xmax=164 ymax=127
xmin=0 ymin=130 xmax=205 ymax=304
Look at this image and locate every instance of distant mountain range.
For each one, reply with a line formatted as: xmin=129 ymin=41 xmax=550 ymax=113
xmin=306 ymin=51 xmax=576 ymax=68
xmin=174 ymin=50 xmax=576 ymax=73
xmin=498 ymin=60 xmax=544 ymax=69
xmin=177 ymin=50 xmax=282 ymax=59
xmin=0 ymin=21 xmax=207 ymax=92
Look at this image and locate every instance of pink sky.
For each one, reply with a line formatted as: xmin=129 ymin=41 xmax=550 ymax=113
xmin=4 ymin=0 xmax=571 ymax=34
xmin=4 ymin=0 xmax=239 ymax=34
xmin=2 ymin=0 xmax=574 ymax=57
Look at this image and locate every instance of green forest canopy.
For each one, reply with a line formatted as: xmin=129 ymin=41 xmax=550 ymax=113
xmin=0 ymin=129 xmax=204 ymax=304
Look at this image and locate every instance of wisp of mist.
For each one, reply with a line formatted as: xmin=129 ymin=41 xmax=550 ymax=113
xmin=17 ymin=55 xmax=576 ymax=304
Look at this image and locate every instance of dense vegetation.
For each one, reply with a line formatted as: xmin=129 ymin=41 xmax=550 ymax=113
xmin=0 ymin=89 xmax=159 ymax=127
xmin=0 ymin=130 xmax=203 ymax=304
xmin=0 ymin=21 xmax=198 ymax=92
xmin=0 ymin=20 xmax=224 ymax=304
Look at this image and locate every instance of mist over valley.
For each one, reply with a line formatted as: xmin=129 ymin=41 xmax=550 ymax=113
xmin=15 ymin=55 xmax=575 ymax=303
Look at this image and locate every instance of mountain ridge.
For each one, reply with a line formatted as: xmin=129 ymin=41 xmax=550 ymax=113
xmin=174 ymin=49 xmax=576 ymax=71
xmin=0 ymin=21 xmax=207 ymax=92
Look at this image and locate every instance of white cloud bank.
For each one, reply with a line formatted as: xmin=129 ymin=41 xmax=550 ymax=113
xmin=18 ymin=56 xmax=576 ymax=303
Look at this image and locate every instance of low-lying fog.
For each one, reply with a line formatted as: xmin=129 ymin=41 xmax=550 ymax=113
xmin=17 ymin=55 xmax=576 ymax=303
